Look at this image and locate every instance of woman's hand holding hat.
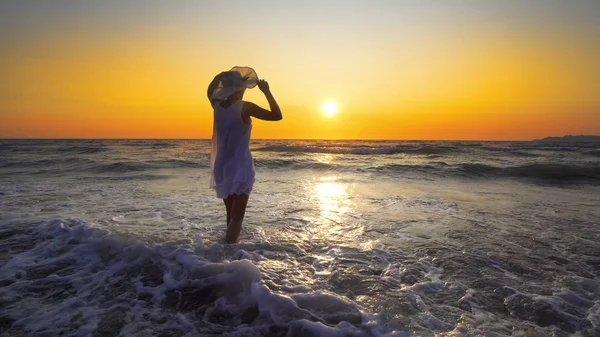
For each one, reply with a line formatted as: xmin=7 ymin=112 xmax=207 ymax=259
xmin=258 ymin=79 xmax=270 ymax=93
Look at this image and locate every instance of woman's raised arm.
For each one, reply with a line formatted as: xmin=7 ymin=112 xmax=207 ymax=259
xmin=242 ymin=80 xmax=282 ymax=122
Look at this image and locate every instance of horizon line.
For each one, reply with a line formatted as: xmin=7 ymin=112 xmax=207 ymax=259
xmin=1 ymin=136 xmax=595 ymax=142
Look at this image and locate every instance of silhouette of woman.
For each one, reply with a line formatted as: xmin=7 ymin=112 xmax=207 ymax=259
xmin=207 ymin=67 xmax=282 ymax=243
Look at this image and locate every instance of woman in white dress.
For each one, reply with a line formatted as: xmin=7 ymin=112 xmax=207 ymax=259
xmin=207 ymin=67 xmax=282 ymax=243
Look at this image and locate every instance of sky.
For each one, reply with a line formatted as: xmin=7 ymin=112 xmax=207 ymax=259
xmin=1 ymin=0 xmax=599 ymax=140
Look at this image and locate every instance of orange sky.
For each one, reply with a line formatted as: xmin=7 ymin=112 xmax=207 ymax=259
xmin=1 ymin=1 xmax=599 ymax=140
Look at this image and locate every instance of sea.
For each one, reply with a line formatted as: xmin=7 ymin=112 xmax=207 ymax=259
xmin=0 ymin=139 xmax=599 ymax=337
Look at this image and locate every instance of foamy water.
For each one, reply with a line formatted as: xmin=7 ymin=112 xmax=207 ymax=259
xmin=1 ymin=139 xmax=599 ymax=336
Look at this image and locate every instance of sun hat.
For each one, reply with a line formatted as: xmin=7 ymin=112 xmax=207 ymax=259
xmin=211 ymin=66 xmax=259 ymax=100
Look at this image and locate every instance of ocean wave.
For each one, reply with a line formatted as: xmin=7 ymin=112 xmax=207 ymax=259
xmin=88 ymin=174 xmax=171 ymax=181
xmin=253 ymin=144 xmax=461 ymax=155
xmin=0 ymin=157 xmax=97 ymax=169
xmin=253 ymin=145 xmax=331 ymax=153
xmin=0 ymin=220 xmax=379 ymax=336
xmin=253 ymin=158 xmax=599 ymax=182
xmin=56 ymin=146 xmax=108 ymax=154
xmin=0 ymin=140 xmax=111 ymax=154
xmin=504 ymin=163 xmax=600 ymax=180
xmin=479 ymin=146 xmax=539 ymax=157
xmin=116 ymin=140 xmax=179 ymax=148
xmin=0 ymin=158 xmax=207 ymax=174
xmin=89 ymin=162 xmax=152 ymax=173
xmin=89 ymin=159 xmax=208 ymax=173
xmin=584 ymin=149 xmax=600 ymax=157
xmin=352 ymin=145 xmax=458 ymax=155
xmin=254 ymin=158 xmax=339 ymax=170
xmin=370 ymin=162 xmax=600 ymax=181
xmin=146 ymin=159 xmax=207 ymax=169
xmin=518 ymin=146 xmax=582 ymax=152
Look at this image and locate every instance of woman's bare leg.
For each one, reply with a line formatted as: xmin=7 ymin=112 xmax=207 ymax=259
xmin=224 ymin=193 xmax=249 ymax=243
xmin=223 ymin=196 xmax=233 ymax=227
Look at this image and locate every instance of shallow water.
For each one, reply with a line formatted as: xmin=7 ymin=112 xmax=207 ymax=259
xmin=1 ymin=139 xmax=599 ymax=336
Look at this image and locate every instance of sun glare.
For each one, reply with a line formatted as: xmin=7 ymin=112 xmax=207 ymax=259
xmin=322 ymin=101 xmax=337 ymax=116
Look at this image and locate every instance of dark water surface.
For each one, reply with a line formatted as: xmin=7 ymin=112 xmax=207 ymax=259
xmin=1 ymin=139 xmax=599 ymax=336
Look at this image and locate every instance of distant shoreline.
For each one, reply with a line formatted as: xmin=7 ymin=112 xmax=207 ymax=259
xmin=533 ymin=135 xmax=600 ymax=143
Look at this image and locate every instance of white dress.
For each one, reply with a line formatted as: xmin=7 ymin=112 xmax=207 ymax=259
xmin=210 ymin=100 xmax=255 ymax=198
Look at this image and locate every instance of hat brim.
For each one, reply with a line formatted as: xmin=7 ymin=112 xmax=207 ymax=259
xmin=230 ymin=66 xmax=258 ymax=89
xmin=211 ymin=66 xmax=259 ymax=100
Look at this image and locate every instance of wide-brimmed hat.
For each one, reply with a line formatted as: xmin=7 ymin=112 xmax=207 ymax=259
xmin=211 ymin=66 xmax=258 ymax=100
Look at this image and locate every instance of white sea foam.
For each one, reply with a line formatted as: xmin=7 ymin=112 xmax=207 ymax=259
xmin=0 ymin=220 xmax=392 ymax=336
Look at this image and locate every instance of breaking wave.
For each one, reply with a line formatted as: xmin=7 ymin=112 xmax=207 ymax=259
xmin=0 ymin=220 xmax=382 ymax=336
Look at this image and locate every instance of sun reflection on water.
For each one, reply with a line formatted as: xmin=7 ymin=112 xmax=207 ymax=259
xmin=301 ymin=176 xmax=364 ymax=244
xmin=315 ymin=181 xmax=346 ymax=198
xmin=315 ymin=178 xmax=349 ymax=222
xmin=315 ymin=154 xmax=334 ymax=164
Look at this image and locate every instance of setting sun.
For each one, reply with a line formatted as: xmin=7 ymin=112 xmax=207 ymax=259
xmin=322 ymin=101 xmax=338 ymax=116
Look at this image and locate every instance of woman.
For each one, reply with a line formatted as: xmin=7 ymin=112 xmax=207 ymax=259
xmin=207 ymin=67 xmax=282 ymax=243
